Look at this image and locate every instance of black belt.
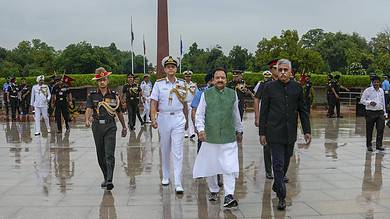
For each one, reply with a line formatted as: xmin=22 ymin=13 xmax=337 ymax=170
xmin=366 ymin=110 xmax=384 ymax=113
xmin=93 ymin=117 xmax=115 ymax=124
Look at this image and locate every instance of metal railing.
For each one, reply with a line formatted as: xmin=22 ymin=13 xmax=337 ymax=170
xmin=339 ymin=91 xmax=364 ymax=106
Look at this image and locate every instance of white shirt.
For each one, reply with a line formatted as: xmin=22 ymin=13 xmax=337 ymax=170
xmin=30 ymin=84 xmax=51 ymax=108
xmin=150 ymin=77 xmax=187 ymax=112
xmin=253 ymin=82 xmax=261 ymax=93
xmin=195 ymin=91 xmax=243 ymax=133
xmin=360 ymin=86 xmax=387 ymax=116
xmin=140 ymin=80 xmax=153 ymax=97
xmin=185 ymin=81 xmax=197 ymax=103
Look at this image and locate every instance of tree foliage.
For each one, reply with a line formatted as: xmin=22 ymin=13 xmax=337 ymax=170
xmin=2 ymin=29 xmax=390 ymax=77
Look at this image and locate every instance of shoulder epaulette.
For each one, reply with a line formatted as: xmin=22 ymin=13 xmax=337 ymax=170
xmin=156 ymin=78 xmax=165 ymax=82
xmin=177 ymin=78 xmax=185 ymax=82
xmin=90 ymin=90 xmax=97 ymax=94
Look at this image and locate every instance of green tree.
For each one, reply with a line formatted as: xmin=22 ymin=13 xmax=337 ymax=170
xmin=301 ymin=29 xmax=326 ymax=49
xmin=228 ymin=45 xmax=250 ymax=71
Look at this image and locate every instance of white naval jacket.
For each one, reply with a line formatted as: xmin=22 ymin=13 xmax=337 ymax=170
xmin=30 ymin=84 xmax=51 ymax=108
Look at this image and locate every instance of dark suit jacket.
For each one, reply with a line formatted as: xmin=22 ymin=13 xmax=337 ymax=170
xmin=259 ymin=80 xmax=311 ymax=144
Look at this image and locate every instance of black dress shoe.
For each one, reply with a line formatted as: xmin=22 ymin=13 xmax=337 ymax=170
xmin=106 ymin=182 xmax=114 ymax=191
xmin=367 ymin=146 xmax=373 ymax=152
xmin=337 ymin=115 xmax=343 ymax=118
xmin=223 ymin=194 xmax=238 ymax=208
xmin=101 ymin=181 xmax=107 ymax=188
xmin=376 ymin=146 xmax=385 ymax=151
xmin=277 ymin=199 xmax=286 ymax=210
xmin=266 ymin=172 xmax=274 ymax=179
xmin=283 ymin=176 xmax=289 ymax=183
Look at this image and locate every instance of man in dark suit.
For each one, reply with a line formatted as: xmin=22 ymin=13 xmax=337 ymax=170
xmin=259 ymin=59 xmax=311 ymax=210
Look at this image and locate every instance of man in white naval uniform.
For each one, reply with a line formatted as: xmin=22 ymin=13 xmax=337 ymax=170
xmin=140 ymin=74 xmax=153 ymax=123
xmin=193 ymin=67 xmax=243 ymax=208
xmin=150 ymin=56 xmax=188 ymax=194
xmin=183 ymin=70 xmax=197 ymax=139
xmin=30 ymin=75 xmax=51 ymax=136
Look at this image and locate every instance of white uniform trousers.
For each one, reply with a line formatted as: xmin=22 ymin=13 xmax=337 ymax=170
xmin=158 ymin=111 xmax=185 ymax=186
xmin=142 ymin=97 xmax=151 ymax=122
xmin=186 ymin=103 xmax=195 ymax=136
xmin=34 ymin=107 xmax=50 ymax=133
xmin=207 ymin=174 xmax=236 ymax=196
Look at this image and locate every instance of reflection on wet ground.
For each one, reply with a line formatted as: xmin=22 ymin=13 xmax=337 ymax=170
xmin=1 ymin=113 xmax=390 ymax=218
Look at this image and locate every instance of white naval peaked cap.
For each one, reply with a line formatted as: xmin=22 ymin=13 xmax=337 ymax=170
xmin=161 ymin=56 xmax=178 ymax=67
xmin=183 ymin=70 xmax=193 ymax=75
xmin=36 ymin=75 xmax=45 ymax=83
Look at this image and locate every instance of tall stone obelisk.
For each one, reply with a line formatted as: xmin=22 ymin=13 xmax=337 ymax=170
xmin=157 ymin=0 xmax=169 ymax=78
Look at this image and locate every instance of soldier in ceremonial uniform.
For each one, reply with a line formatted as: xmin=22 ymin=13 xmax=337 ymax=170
xmin=227 ymin=70 xmax=253 ymax=121
xmin=30 ymin=75 xmax=51 ymax=136
xmin=52 ymin=77 xmax=72 ymax=133
xmin=19 ymin=78 xmax=31 ymax=121
xmin=122 ymin=73 xmax=144 ymax=130
xmin=8 ymin=77 xmax=20 ymax=120
xmin=140 ymin=74 xmax=153 ymax=123
xmin=328 ymin=75 xmax=349 ymax=118
xmin=183 ymin=70 xmax=197 ymax=139
xmin=85 ymin=67 xmax=127 ymax=191
xmin=150 ymin=56 xmax=188 ymax=194
xmin=303 ymin=74 xmax=314 ymax=115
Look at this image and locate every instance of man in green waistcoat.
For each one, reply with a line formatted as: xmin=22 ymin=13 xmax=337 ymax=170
xmin=192 ymin=67 xmax=243 ymax=209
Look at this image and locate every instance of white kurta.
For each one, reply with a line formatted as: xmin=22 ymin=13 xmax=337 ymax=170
xmin=193 ymin=92 xmax=243 ymax=178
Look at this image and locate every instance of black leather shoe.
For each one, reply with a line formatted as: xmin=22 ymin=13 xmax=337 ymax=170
xmin=367 ymin=146 xmax=373 ymax=152
xmin=277 ymin=199 xmax=286 ymax=210
xmin=106 ymin=182 xmax=114 ymax=191
xmin=223 ymin=194 xmax=238 ymax=208
xmin=266 ymin=172 xmax=274 ymax=179
xmin=101 ymin=181 xmax=107 ymax=188
xmin=283 ymin=176 xmax=289 ymax=183
xmin=376 ymin=146 xmax=385 ymax=151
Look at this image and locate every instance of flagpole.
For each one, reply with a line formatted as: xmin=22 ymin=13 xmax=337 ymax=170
xmin=131 ymin=17 xmax=134 ymax=74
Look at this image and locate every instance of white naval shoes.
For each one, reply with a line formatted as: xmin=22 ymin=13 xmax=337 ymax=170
xmin=161 ymin=178 xmax=170 ymax=186
xmin=175 ymin=185 xmax=184 ymax=194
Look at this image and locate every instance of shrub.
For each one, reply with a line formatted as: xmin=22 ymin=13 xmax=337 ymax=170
xmin=0 ymin=72 xmax=373 ymax=88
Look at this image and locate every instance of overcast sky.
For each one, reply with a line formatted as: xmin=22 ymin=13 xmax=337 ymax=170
xmin=1 ymin=0 xmax=390 ymax=65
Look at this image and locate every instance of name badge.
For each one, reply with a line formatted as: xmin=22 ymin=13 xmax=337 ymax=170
xmin=99 ymin=119 xmax=106 ymax=124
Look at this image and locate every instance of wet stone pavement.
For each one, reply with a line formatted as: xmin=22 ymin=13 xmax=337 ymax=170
xmin=1 ymin=112 xmax=390 ymax=219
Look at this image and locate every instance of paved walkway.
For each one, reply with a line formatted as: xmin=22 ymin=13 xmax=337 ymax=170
xmin=0 ymin=112 xmax=390 ymax=218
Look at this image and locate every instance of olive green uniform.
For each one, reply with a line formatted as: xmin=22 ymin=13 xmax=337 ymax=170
xmin=86 ymin=89 xmax=121 ymax=184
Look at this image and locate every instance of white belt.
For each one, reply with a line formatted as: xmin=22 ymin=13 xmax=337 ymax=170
xmin=159 ymin=110 xmax=183 ymax=116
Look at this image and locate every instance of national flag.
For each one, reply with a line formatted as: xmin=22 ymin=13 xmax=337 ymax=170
xmin=143 ymin=35 xmax=146 ymax=55
xmin=131 ymin=17 xmax=134 ymax=46
xmin=180 ymin=35 xmax=183 ymax=57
